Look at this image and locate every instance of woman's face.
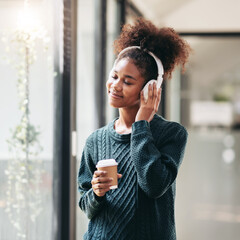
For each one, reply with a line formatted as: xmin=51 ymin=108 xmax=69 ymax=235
xmin=106 ymin=58 xmax=145 ymax=109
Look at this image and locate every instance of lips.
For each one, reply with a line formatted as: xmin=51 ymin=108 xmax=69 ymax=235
xmin=109 ymin=91 xmax=123 ymax=99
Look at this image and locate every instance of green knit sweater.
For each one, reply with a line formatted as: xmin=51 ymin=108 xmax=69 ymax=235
xmin=78 ymin=114 xmax=188 ymax=240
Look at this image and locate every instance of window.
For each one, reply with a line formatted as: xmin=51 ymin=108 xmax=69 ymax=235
xmin=175 ymin=36 xmax=240 ymax=240
xmin=0 ymin=1 xmax=54 ymax=239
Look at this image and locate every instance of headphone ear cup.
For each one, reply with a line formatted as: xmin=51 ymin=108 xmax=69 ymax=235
xmin=143 ymin=80 xmax=158 ymax=101
xmin=157 ymin=76 xmax=163 ymax=89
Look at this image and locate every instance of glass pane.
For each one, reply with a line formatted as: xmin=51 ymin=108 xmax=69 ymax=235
xmin=176 ymin=37 xmax=240 ymax=240
xmin=76 ymin=0 xmax=95 ymax=239
xmin=0 ymin=1 xmax=54 ymax=239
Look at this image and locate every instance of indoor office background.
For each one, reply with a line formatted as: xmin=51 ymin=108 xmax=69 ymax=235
xmin=0 ymin=0 xmax=240 ymax=240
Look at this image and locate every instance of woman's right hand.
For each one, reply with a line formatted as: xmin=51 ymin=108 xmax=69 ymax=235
xmin=91 ymin=170 xmax=113 ymax=197
xmin=91 ymin=171 xmax=122 ymax=197
xmin=135 ymin=82 xmax=162 ymax=123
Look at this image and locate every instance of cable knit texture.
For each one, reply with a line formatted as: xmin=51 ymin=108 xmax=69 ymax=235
xmin=78 ymin=114 xmax=188 ymax=240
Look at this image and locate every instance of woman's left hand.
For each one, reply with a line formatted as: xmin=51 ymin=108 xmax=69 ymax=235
xmin=135 ymin=82 xmax=162 ymax=122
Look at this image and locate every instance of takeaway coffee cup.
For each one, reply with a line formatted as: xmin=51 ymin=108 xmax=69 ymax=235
xmin=96 ymin=159 xmax=118 ymax=189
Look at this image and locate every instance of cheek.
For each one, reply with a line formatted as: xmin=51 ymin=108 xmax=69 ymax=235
xmin=106 ymin=79 xmax=112 ymax=90
xmin=133 ymin=86 xmax=142 ymax=97
xmin=126 ymin=89 xmax=141 ymax=102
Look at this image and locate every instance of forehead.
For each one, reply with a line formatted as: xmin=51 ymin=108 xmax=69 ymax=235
xmin=115 ymin=58 xmax=142 ymax=78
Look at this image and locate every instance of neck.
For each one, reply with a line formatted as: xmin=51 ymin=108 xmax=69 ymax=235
xmin=115 ymin=105 xmax=139 ymax=134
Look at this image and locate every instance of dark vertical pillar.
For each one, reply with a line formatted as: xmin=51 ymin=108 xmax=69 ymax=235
xmin=116 ymin=0 xmax=126 ymax=33
xmin=61 ymin=2 xmax=71 ymax=239
xmin=52 ymin=1 xmax=63 ymax=239
xmin=52 ymin=0 xmax=77 ymax=239
xmin=180 ymin=73 xmax=190 ymax=126
xmin=158 ymin=81 xmax=166 ymax=118
xmin=94 ymin=0 xmax=107 ymax=128
xmin=69 ymin=0 xmax=77 ymax=239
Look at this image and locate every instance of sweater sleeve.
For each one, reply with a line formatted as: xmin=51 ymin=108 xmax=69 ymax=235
xmin=131 ymin=120 xmax=188 ymax=199
xmin=77 ymin=140 xmax=106 ymax=219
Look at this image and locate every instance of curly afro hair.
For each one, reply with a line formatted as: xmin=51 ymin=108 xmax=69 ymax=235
xmin=113 ymin=17 xmax=191 ymax=82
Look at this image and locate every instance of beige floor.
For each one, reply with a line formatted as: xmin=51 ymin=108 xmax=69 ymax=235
xmin=176 ymin=128 xmax=240 ymax=240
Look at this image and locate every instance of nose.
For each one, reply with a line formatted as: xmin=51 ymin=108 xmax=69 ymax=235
xmin=112 ymin=78 xmax=122 ymax=91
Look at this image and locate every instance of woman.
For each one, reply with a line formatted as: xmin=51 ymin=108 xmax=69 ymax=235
xmin=78 ymin=18 xmax=191 ymax=240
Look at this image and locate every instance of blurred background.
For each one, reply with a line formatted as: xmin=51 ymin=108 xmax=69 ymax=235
xmin=0 ymin=0 xmax=240 ymax=239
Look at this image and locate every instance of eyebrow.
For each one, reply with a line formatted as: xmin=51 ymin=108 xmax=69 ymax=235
xmin=114 ymin=70 xmax=137 ymax=81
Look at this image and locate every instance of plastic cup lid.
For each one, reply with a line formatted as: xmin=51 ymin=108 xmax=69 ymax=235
xmin=96 ymin=159 xmax=118 ymax=168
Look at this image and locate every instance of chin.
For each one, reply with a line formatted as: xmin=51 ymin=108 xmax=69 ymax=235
xmin=108 ymin=101 xmax=122 ymax=109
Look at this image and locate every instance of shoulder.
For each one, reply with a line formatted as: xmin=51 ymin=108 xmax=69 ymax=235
xmin=151 ymin=114 xmax=188 ymax=141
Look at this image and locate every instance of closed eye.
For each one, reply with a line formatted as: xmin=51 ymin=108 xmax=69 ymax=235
xmin=124 ymin=80 xmax=132 ymax=85
xmin=111 ymin=75 xmax=118 ymax=79
xmin=111 ymin=76 xmax=132 ymax=85
xmin=113 ymin=70 xmax=137 ymax=81
xmin=111 ymin=72 xmax=133 ymax=85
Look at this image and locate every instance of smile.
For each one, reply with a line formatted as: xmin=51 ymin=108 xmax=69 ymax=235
xmin=109 ymin=91 xmax=123 ymax=99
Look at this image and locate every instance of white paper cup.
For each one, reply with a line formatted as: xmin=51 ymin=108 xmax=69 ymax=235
xmin=96 ymin=159 xmax=118 ymax=189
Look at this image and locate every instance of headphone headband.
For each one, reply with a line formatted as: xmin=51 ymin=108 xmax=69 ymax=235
xmin=117 ymin=46 xmax=164 ymax=88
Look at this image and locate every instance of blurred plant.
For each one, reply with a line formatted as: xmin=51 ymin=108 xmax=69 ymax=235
xmin=213 ymin=85 xmax=234 ymax=102
xmin=2 ymin=1 xmax=52 ymax=239
xmin=213 ymin=93 xmax=230 ymax=102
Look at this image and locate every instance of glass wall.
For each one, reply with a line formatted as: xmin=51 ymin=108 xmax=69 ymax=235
xmin=175 ymin=37 xmax=240 ymax=240
xmin=76 ymin=0 xmax=95 ymax=238
xmin=0 ymin=1 xmax=54 ymax=239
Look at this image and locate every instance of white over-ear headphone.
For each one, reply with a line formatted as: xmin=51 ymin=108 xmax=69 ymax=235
xmin=109 ymin=46 xmax=164 ymax=101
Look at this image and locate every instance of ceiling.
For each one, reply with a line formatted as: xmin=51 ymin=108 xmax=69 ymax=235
xmin=130 ymin=0 xmax=240 ymax=99
xmin=130 ymin=0 xmax=240 ymax=32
